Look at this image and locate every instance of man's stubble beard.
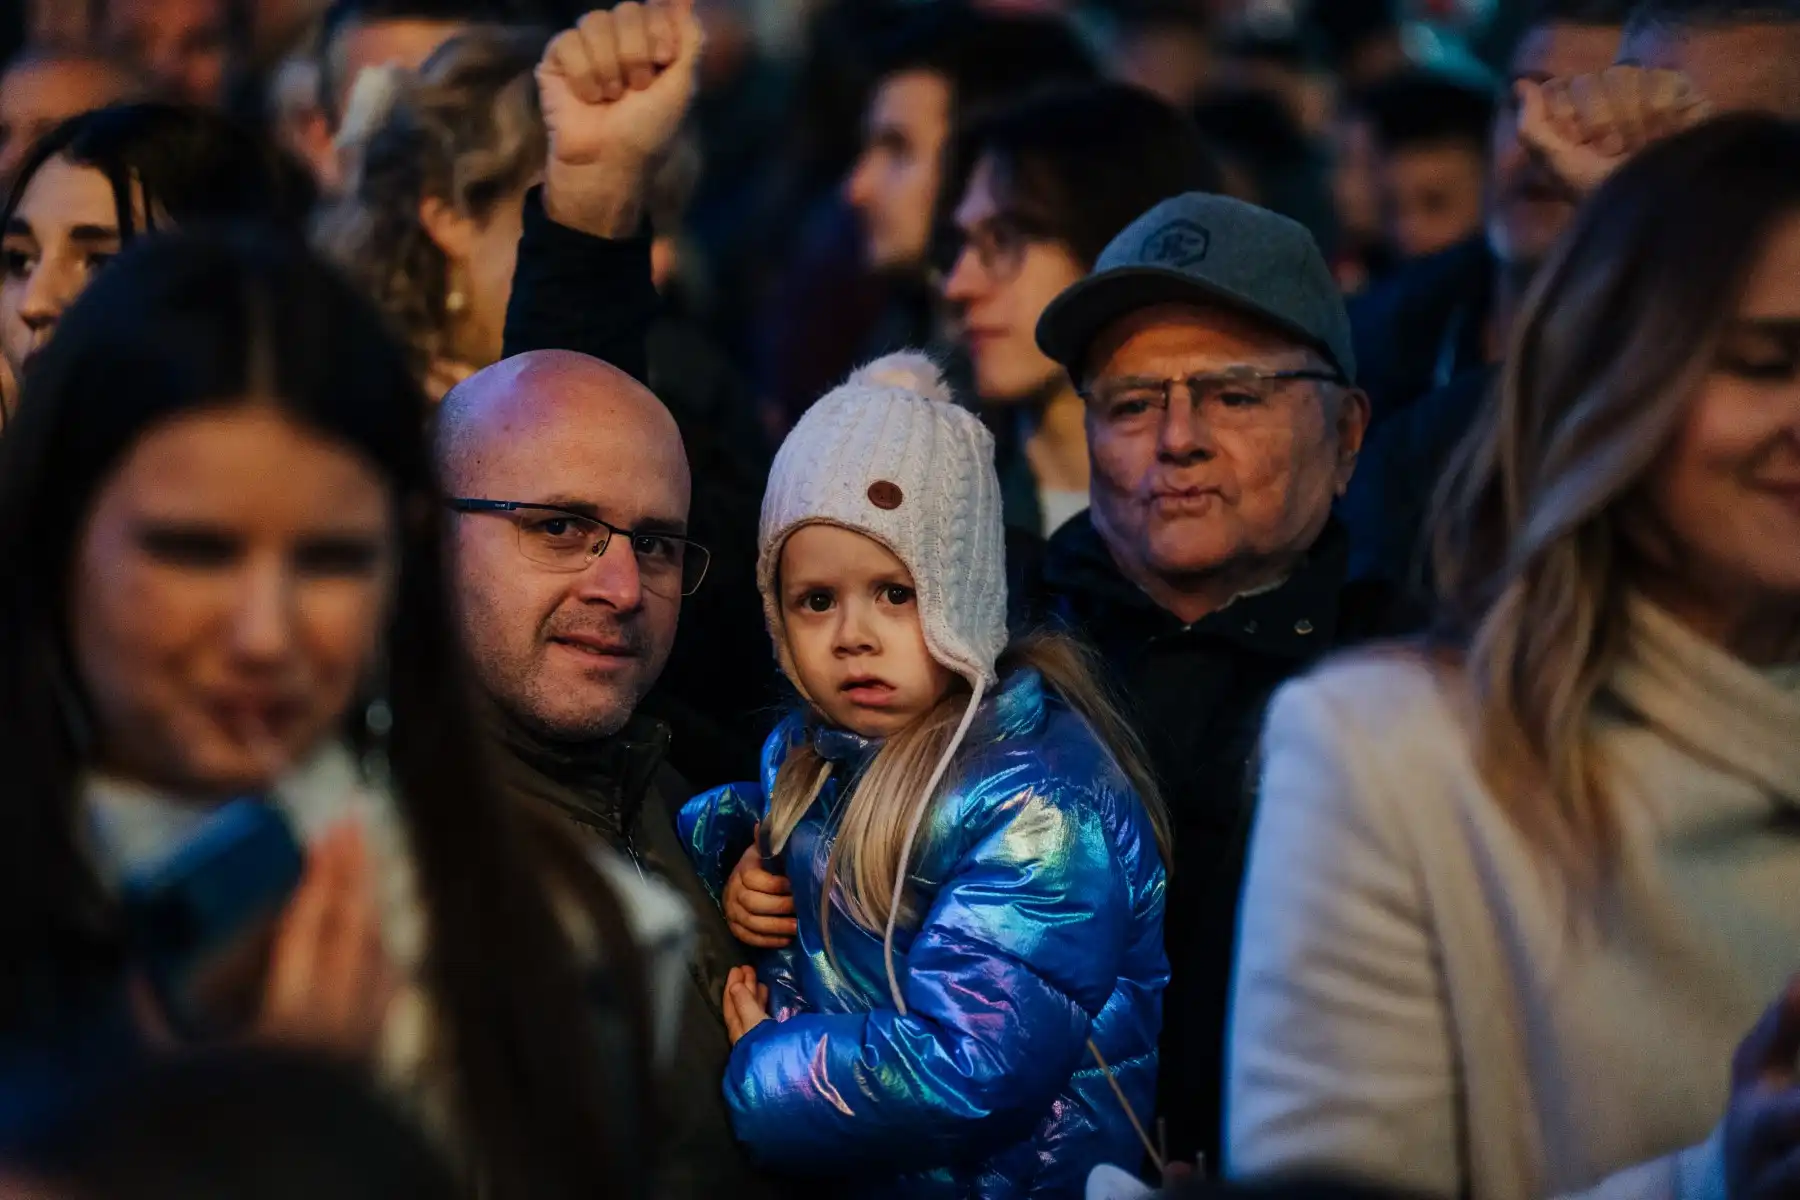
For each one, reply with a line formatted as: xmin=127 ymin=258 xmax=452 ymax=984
xmin=469 ymin=621 xmax=667 ymax=747
xmin=500 ymin=654 xmax=653 ymax=745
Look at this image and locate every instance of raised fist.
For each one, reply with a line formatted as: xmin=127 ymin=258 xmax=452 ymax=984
xmin=537 ymin=0 xmax=704 ymax=234
xmin=1516 ymin=66 xmax=1711 ymax=198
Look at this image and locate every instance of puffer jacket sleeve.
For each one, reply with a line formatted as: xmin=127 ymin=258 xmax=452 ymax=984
xmin=723 ymin=757 xmax=1135 ymax=1173
xmin=676 ymin=718 xmax=801 ymax=902
xmin=676 ymin=784 xmax=761 ymax=904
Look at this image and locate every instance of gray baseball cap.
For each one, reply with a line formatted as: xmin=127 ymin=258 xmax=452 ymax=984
xmin=1036 ymin=192 xmax=1356 ymax=383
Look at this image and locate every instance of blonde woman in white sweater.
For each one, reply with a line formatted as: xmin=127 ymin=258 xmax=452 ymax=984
xmin=1227 ymin=113 xmax=1800 ymax=1200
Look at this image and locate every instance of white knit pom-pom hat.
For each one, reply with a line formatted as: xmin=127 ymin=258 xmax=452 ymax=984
xmin=757 ymin=350 xmax=1008 ymax=698
xmin=757 ymin=350 xmax=1008 ymax=1013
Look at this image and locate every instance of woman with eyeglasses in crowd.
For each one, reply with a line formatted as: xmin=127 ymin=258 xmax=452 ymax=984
xmin=938 ymin=82 xmax=1223 ymax=539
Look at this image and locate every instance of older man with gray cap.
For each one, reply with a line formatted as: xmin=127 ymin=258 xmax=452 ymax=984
xmin=1028 ymin=192 xmax=1395 ymax=1174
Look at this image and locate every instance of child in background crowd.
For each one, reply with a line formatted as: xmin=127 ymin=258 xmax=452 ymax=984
xmin=679 ymin=351 xmax=1171 ymax=1196
xmin=1356 ymin=70 xmax=1496 ymax=263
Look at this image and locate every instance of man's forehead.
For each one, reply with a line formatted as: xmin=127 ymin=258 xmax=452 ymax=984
xmin=1086 ymin=303 xmax=1314 ymax=377
xmin=443 ymin=359 xmax=687 ymax=506
xmin=460 ymin=388 xmax=674 ymax=461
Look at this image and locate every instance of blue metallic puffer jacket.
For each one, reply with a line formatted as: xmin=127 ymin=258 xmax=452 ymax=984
xmin=679 ymin=669 xmax=1168 ymax=1198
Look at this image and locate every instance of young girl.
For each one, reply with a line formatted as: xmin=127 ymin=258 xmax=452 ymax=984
xmin=679 ymin=352 xmax=1171 ymax=1195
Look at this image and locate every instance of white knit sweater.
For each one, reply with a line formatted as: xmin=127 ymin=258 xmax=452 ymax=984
xmin=1227 ymin=599 xmax=1800 ymax=1200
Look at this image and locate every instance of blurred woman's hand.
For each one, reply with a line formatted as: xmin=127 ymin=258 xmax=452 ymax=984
xmin=257 ymin=821 xmax=398 ymax=1060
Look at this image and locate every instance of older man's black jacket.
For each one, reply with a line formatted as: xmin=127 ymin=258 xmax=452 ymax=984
xmin=1022 ymin=513 xmax=1406 ymax=1174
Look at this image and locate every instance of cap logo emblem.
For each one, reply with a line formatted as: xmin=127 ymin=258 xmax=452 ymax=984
xmin=867 ymin=480 xmax=904 ymax=510
xmin=1141 ymin=219 xmax=1211 ymax=268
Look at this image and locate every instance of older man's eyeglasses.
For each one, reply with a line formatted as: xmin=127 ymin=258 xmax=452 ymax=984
xmin=1079 ymin=367 xmax=1344 ymax=434
xmin=447 ymin=499 xmax=710 ymax=597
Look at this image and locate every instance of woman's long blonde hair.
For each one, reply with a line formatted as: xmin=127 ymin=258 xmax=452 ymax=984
xmin=1430 ymin=114 xmax=1800 ymax=887
xmin=313 ymin=25 xmax=547 ymax=381
xmin=763 ymin=631 xmax=1170 ymax=952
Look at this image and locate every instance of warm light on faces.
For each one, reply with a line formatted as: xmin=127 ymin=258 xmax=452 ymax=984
xmin=70 ymin=405 xmax=396 ymax=797
xmin=446 ymin=356 xmax=689 ymax=742
xmin=2 ymin=158 xmax=126 ymax=387
xmin=943 ymin=155 xmax=1088 ymax=403
xmin=778 ymin=524 xmax=958 ymax=740
xmin=1638 ymin=211 xmax=1800 ymax=653
xmin=1083 ymin=304 xmax=1366 ymax=594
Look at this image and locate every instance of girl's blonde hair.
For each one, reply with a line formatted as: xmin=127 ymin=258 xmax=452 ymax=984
xmin=313 ymin=25 xmax=547 ymax=380
xmin=763 ymin=631 xmax=1171 ymax=955
xmin=1430 ymin=114 xmax=1800 ymax=889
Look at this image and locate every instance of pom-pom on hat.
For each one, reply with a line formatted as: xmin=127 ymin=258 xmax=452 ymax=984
xmin=757 ymin=351 xmax=1008 ymax=700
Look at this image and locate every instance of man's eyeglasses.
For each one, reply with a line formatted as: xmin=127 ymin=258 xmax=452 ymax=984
xmin=1079 ymin=367 xmax=1345 ymax=434
xmin=447 ymin=499 xmax=710 ymax=597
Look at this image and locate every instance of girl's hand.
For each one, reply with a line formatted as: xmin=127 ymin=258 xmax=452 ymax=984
xmin=724 ymin=833 xmax=796 ymax=949
xmin=722 ymin=964 xmax=770 ymax=1045
xmin=257 ymin=821 xmax=398 ymax=1060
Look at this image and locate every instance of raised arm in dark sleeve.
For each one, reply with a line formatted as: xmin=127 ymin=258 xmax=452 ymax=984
xmin=501 ymin=185 xmax=659 ymax=384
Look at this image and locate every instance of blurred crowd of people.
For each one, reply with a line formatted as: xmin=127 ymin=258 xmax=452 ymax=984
xmin=0 ymin=0 xmax=1797 ymax=1196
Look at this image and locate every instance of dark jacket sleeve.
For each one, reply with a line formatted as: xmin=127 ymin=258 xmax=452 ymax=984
xmin=501 ymin=186 xmax=660 ymax=384
xmin=1340 ymin=365 xmax=1495 ymax=588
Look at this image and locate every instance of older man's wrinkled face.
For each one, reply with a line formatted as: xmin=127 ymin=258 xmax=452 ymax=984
xmin=1083 ymin=304 xmax=1366 ymax=596
xmin=443 ymin=354 xmax=690 ymax=741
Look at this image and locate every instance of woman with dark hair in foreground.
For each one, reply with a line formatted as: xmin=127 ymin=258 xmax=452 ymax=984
xmin=0 ymin=227 xmax=690 ymax=1198
xmin=9 ymin=1049 xmax=458 ymax=1200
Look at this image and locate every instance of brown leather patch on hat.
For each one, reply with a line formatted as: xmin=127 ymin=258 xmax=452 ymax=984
xmin=867 ymin=480 xmax=904 ymax=510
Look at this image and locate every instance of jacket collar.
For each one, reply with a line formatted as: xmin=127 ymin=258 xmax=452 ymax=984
xmin=1611 ymin=597 xmax=1800 ymax=809
xmin=484 ymin=699 xmax=672 ymax=840
xmin=1043 ymin=511 xmax=1351 ymax=660
xmin=807 ymin=669 xmax=1047 ymax=772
